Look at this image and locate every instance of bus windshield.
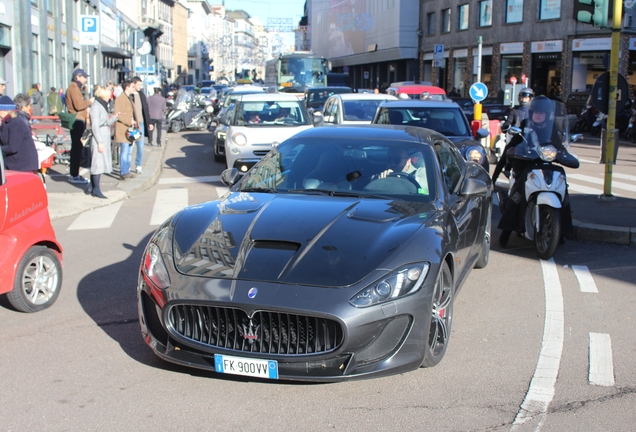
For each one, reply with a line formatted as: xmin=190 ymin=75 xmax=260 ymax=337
xmin=280 ymin=57 xmax=327 ymax=90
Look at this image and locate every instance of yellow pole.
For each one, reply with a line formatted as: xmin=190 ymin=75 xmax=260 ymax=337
xmin=603 ymin=0 xmax=622 ymax=197
xmin=474 ymin=102 xmax=482 ymax=121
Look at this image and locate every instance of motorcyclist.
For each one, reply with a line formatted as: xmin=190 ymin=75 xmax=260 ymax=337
xmin=493 ymin=96 xmax=573 ymax=246
xmin=502 ymin=87 xmax=534 ymax=130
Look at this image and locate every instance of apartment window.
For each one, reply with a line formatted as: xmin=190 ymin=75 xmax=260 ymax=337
xmin=540 ymin=0 xmax=560 ymax=20
xmin=505 ymin=0 xmax=523 ymax=23
xmin=32 ymin=34 xmax=40 ymax=82
xmin=441 ymin=9 xmax=451 ymax=34
xmin=458 ymin=5 xmax=469 ymax=30
xmin=479 ymin=0 xmax=492 ymax=27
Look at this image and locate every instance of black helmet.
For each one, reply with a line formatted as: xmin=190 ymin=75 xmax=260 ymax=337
xmin=519 ymin=88 xmax=534 ymax=107
xmin=528 ymin=96 xmax=554 ymax=121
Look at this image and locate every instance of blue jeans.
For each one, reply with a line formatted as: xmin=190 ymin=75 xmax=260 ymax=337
xmin=135 ymin=122 xmax=145 ymax=167
xmin=120 ymin=142 xmax=132 ymax=175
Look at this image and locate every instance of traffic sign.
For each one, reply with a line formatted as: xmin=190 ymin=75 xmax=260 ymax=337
xmin=433 ymin=59 xmax=444 ymax=68
xmin=135 ymin=55 xmax=156 ymax=74
xmin=79 ymin=15 xmax=99 ymax=46
xmin=469 ymin=82 xmax=488 ymax=102
xmin=510 ymin=76 xmax=517 ymax=85
xmin=591 ymin=71 xmax=628 ymax=114
xmin=128 ymin=30 xmax=145 ymax=50
xmin=434 ymin=44 xmax=444 ymax=60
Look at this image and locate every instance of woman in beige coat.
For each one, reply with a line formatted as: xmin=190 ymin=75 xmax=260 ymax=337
xmin=89 ymin=85 xmax=120 ymax=198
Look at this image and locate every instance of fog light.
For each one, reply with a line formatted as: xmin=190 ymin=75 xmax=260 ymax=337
xmin=240 ymin=165 xmax=249 ymax=172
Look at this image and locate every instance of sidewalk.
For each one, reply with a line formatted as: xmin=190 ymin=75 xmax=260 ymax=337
xmin=43 ymin=134 xmax=635 ymax=247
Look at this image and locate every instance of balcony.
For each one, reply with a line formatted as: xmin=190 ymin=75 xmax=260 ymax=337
xmin=140 ymin=16 xmax=159 ymax=28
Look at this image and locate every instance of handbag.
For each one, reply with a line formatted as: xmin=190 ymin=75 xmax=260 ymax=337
xmin=59 ymin=111 xmax=76 ymax=129
xmin=80 ymin=129 xmax=93 ymax=147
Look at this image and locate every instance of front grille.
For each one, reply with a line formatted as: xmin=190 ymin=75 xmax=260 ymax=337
xmin=168 ymin=305 xmax=344 ymax=355
xmin=253 ymin=150 xmax=270 ymax=156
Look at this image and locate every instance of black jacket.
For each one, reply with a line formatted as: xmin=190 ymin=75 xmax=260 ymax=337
xmin=133 ymin=90 xmax=151 ymax=137
xmin=0 ymin=110 xmax=39 ymax=172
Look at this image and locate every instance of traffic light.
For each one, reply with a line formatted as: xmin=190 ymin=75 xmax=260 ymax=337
xmin=574 ymin=0 xmax=611 ymax=28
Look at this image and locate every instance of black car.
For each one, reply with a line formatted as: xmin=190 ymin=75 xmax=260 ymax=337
xmin=481 ymin=98 xmax=511 ymax=121
xmin=138 ymin=126 xmax=492 ymax=381
xmin=372 ymin=100 xmax=491 ymax=171
xmin=304 ymin=86 xmax=352 ymax=113
xmin=450 ymin=97 xmax=474 ymax=121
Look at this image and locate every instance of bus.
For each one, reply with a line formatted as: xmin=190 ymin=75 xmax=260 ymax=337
xmin=265 ymin=52 xmax=329 ymax=94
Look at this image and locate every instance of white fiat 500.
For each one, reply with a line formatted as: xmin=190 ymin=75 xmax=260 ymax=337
xmin=220 ymin=93 xmax=315 ymax=172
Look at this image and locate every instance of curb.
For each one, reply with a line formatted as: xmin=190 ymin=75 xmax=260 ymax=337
xmin=572 ymin=219 xmax=635 ymax=246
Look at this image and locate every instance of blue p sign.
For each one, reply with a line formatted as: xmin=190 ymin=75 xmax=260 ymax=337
xmin=82 ymin=17 xmax=96 ymax=32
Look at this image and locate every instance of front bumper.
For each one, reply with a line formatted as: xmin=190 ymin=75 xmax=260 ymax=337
xmin=138 ymin=273 xmax=434 ymax=382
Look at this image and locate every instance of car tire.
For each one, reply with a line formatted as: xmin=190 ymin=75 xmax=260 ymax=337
xmin=474 ymin=205 xmax=491 ymax=269
xmin=7 ymin=246 xmax=62 ymax=313
xmin=421 ymin=261 xmax=453 ymax=368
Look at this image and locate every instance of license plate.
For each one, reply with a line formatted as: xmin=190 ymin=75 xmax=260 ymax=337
xmin=214 ymin=354 xmax=278 ymax=379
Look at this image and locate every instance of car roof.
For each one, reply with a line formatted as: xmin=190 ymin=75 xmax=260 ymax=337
xmin=229 ymin=85 xmax=265 ymax=94
xmin=290 ymin=124 xmax=441 ymax=143
xmin=306 ymin=86 xmax=351 ymax=92
xmin=237 ymin=93 xmax=304 ymax=102
xmin=392 ymin=85 xmax=446 ymax=95
xmin=377 ymin=100 xmax=461 ymax=109
xmin=332 ymin=93 xmax=399 ymax=101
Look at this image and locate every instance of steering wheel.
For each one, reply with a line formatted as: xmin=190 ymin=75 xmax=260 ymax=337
xmin=388 ymin=172 xmax=420 ymax=189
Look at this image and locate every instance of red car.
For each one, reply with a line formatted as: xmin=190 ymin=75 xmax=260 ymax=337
xmin=0 ymin=153 xmax=63 ymax=312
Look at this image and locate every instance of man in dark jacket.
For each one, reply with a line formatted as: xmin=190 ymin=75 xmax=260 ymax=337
xmin=146 ymin=88 xmax=167 ymax=146
xmin=0 ymin=94 xmax=39 ymax=172
xmin=131 ymin=76 xmax=153 ymax=174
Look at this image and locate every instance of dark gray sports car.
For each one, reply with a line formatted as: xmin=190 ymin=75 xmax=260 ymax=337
xmin=138 ymin=125 xmax=492 ymax=381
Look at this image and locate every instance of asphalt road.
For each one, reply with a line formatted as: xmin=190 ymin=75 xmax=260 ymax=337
xmin=1 ymin=131 xmax=635 ymax=431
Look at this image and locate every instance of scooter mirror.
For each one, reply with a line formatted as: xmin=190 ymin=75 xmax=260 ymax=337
xmin=571 ymin=133 xmax=583 ymax=142
xmin=508 ymin=126 xmax=522 ymax=135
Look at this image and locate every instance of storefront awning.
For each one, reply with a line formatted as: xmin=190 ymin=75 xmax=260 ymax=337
xmin=101 ymin=46 xmax=133 ymax=59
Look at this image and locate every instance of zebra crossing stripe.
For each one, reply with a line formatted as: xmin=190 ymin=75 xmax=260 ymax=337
xmin=158 ymin=175 xmax=221 ymax=185
xmin=67 ymin=202 xmax=124 ymax=230
xmin=150 ymin=189 xmax=189 ymax=226
xmin=589 ymin=333 xmax=615 ymax=386
xmin=572 ymin=265 xmax=598 ymax=293
xmin=567 ymin=173 xmax=635 ymax=191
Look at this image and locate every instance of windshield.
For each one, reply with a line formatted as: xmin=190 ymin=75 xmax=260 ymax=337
xmin=342 ymin=100 xmax=382 ymax=122
xmin=235 ymin=100 xmax=310 ymax=126
xmin=376 ymin=107 xmax=471 ymax=137
xmin=238 ymin=137 xmax=437 ymax=201
xmin=280 ymin=57 xmax=327 ymax=89
xmin=174 ymin=89 xmax=195 ymax=105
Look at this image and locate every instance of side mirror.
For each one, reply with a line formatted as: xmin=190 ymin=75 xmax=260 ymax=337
xmin=218 ymin=116 xmax=229 ymax=126
xmin=220 ymin=168 xmax=241 ymax=186
xmin=508 ymin=126 xmax=522 ymax=135
xmin=475 ymin=128 xmax=490 ymax=140
xmin=312 ymin=111 xmax=323 ymax=126
xmin=460 ymin=177 xmax=488 ymax=197
xmin=571 ymin=133 xmax=583 ymax=142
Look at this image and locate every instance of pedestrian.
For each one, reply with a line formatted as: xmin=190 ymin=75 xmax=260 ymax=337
xmin=0 ymin=95 xmax=14 ymax=121
xmin=88 ymin=85 xmax=120 ymax=198
xmin=65 ymin=68 xmax=95 ymax=183
xmin=47 ymin=87 xmax=63 ymax=116
xmin=0 ymin=94 xmax=39 ymax=173
xmin=113 ymin=79 xmax=137 ymax=180
xmin=146 ymin=87 xmax=167 ymax=146
xmin=131 ymin=76 xmax=153 ymax=174
xmin=30 ymin=83 xmax=44 ymax=117
xmin=59 ymin=87 xmax=66 ymax=106
xmin=0 ymin=77 xmax=7 ymax=97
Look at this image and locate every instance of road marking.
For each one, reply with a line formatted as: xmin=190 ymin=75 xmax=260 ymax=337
xmin=67 ymin=202 xmax=123 ymax=230
xmin=578 ymin=158 xmax=597 ymax=164
xmin=216 ymin=186 xmax=229 ymax=197
xmin=512 ymin=258 xmax=563 ymax=430
xmin=571 ymin=265 xmax=598 ymax=293
xmin=567 ymin=173 xmax=635 ymax=192
xmin=150 ymin=189 xmax=189 ymax=226
xmin=158 ymin=175 xmax=220 ymax=185
xmin=611 ymin=172 xmax=636 ymax=182
xmin=589 ymin=333 xmax=615 ymax=386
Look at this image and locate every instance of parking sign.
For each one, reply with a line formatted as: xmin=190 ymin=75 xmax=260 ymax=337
xmin=80 ymin=15 xmax=99 ymax=46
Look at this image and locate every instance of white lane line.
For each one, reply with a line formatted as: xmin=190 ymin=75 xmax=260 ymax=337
xmin=67 ymin=202 xmax=123 ymax=230
xmin=567 ymin=182 xmax=603 ymax=195
xmin=158 ymin=175 xmax=220 ymax=185
xmin=150 ymin=189 xmax=189 ymax=226
xmin=572 ymin=265 xmax=598 ymax=293
xmin=215 ymin=186 xmax=229 ymax=198
xmin=612 ymin=172 xmax=636 ymax=182
xmin=578 ymin=158 xmax=597 ymax=164
xmin=512 ymin=258 xmax=564 ymax=430
xmin=567 ymin=173 xmax=635 ymax=192
xmin=589 ymin=333 xmax=615 ymax=386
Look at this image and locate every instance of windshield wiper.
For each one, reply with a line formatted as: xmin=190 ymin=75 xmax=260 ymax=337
xmin=240 ymin=187 xmax=279 ymax=193
xmin=287 ymin=189 xmax=331 ymax=195
xmin=328 ymin=190 xmax=388 ymax=199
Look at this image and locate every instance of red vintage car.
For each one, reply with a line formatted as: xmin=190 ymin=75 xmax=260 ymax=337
xmin=0 ymin=153 xmax=63 ymax=312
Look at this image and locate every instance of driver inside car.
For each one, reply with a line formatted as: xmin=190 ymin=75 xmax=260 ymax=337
xmin=374 ymin=147 xmax=429 ymax=194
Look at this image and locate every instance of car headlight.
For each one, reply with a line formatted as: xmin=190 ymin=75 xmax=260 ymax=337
xmin=350 ymin=263 xmax=430 ymax=307
xmin=142 ymin=243 xmax=171 ymax=290
xmin=466 ymin=146 xmax=485 ymax=164
xmin=232 ymin=132 xmax=247 ymax=146
xmin=539 ymin=144 xmax=557 ymax=162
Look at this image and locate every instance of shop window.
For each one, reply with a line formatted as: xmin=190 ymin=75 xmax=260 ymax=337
xmin=506 ymin=0 xmax=523 ymax=23
xmin=427 ymin=12 xmax=436 ymax=36
xmin=539 ymin=0 xmax=560 ymax=20
xmin=458 ymin=5 xmax=469 ymax=30
xmin=479 ymin=0 xmax=492 ymax=27
xmin=441 ymin=9 xmax=451 ymax=34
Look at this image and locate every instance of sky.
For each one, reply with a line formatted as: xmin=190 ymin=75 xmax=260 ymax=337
xmin=220 ymin=0 xmax=306 ymax=29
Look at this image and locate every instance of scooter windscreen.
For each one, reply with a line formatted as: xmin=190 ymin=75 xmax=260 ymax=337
xmin=509 ymin=100 xmax=580 ymax=169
